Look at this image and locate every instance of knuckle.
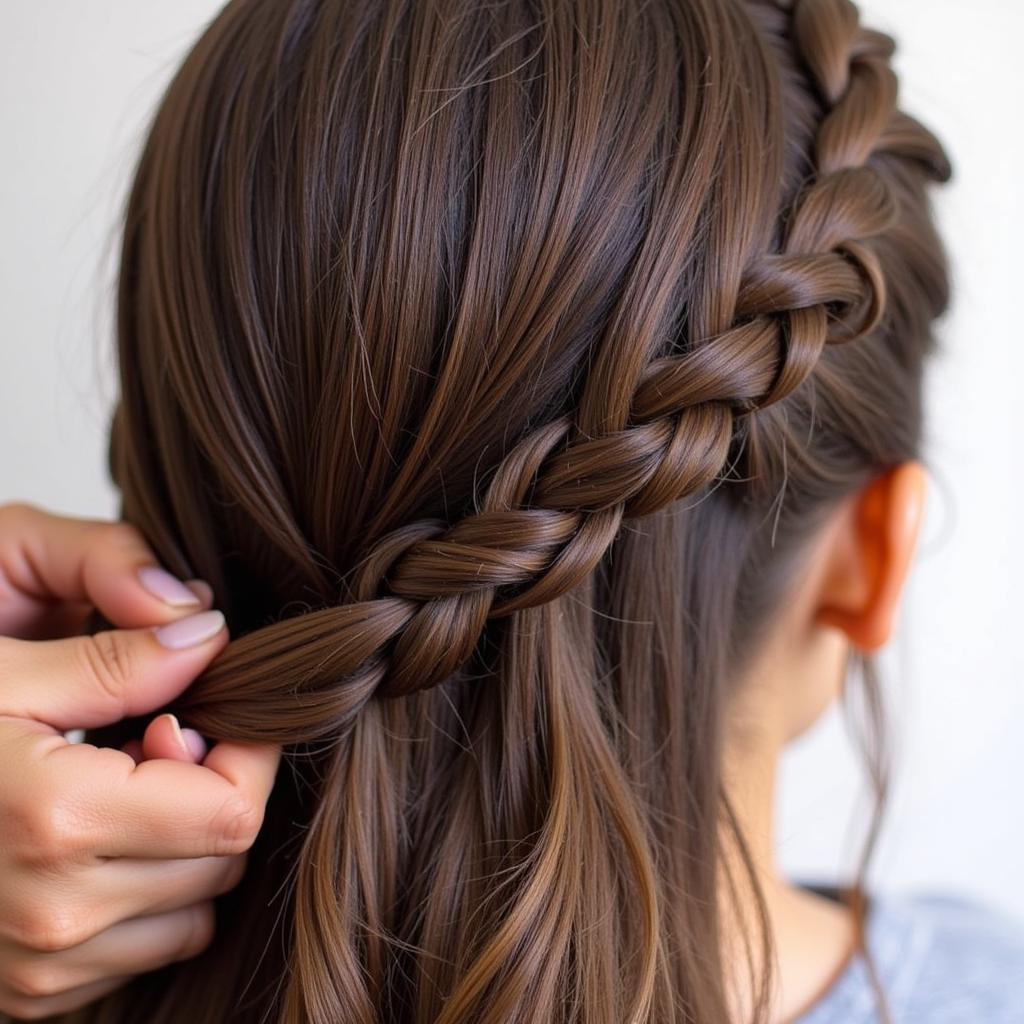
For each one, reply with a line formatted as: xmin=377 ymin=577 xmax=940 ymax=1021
xmin=13 ymin=904 xmax=90 ymax=954
xmin=3 ymin=959 xmax=65 ymax=1000
xmin=11 ymin=793 xmax=88 ymax=867
xmin=77 ymin=630 xmax=137 ymax=713
xmin=212 ymin=797 xmax=263 ymax=855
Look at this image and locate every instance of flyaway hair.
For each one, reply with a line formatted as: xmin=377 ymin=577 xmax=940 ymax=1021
xmin=44 ymin=0 xmax=951 ymax=1021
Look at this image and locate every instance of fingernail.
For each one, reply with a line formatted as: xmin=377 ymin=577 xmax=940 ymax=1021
xmin=138 ymin=566 xmax=202 ymax=608
xmin=161 ymin=714 xmax=188 ymax=756
xmin=180 ymin=726 xmax=208 ymax=761
xmin=154 ymin=609 xmax=226 ymax=650
xmin=162 ymin=714 xmax=207 ymax=760
xmin=184 ymin=579 xmax=215 ymax=608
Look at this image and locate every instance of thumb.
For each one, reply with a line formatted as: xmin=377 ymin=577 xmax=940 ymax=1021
xmin=0 ymin=610 xmax=228 ymax=731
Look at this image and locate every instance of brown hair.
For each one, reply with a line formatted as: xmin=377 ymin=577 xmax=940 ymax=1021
xmin=65 ymin=0 xmax=951 ymax=1020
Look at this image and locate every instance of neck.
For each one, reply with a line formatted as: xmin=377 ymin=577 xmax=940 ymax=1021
xmin=719 ymin=716 xmax=856 ymax=1023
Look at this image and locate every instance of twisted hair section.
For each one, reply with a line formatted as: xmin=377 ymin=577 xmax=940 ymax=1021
xmin=165 ymin=0 xmax=949 ymax=745
xmin=60 ymin=0 xmax=953 ymax=1022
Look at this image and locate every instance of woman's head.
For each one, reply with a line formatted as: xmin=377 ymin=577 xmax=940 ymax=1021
xmin=90 ymin=0 xmax=951 ymax=1021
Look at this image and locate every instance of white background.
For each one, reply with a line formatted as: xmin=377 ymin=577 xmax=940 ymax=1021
xmin=1 ymin=3 xmax=1022 ymax=916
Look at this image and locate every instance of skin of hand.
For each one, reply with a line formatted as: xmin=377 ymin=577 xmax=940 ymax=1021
xmin=0 ymin=502 xmax=281 ymax=1020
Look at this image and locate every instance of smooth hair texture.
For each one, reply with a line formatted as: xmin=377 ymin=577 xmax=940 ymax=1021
xmin=52 ymin=0 xmax=950 ymax=1021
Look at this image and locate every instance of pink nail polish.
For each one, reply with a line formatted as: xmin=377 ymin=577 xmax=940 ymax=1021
xmin=184 ymin=579 xmax=215 ymax=608
xmin=138 ymin=566 xmax=202 ymax=608
xmin=180 ymin=727 xmax=208 ymax=761
xmin=154 ymin=610 xmax=226 ymax=650
xmin=162 ymin=714 xmax=206 ymax=760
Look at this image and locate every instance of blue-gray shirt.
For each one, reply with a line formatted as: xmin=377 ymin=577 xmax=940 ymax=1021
xmin=795 ymin=888 xmax=1024 ymax=1022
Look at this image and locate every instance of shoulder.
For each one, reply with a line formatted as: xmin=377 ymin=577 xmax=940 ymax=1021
xmin=797 ymin=888 xmax=1024 ymax=1023
xmin=877 ymin=889 xmax=1024 ymax=1021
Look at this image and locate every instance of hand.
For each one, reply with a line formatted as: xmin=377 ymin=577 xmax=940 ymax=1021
xmin=0 ymin=502 xmax=281 ymax=1019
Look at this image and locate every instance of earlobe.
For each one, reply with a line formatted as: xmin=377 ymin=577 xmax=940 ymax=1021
xmin=816 ymin=461 xmax=928 ymax=651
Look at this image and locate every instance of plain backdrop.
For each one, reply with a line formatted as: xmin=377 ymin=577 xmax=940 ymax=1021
xmin=2 ymin=2 xmax=1022 ymax=917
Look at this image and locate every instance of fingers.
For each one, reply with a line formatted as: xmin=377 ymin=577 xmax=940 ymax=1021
xmin=140 ymin=714 xmax=208 ymax=763
xmin=95 ymin=741 xmax=282 ymax=858
xmin=0 ymin=501 xmax=213 ymax=638
xmin=0 ymin=855 xmax=244 ymax=950
xmin=200 ymin=741 xmax=283 ymax=826
xmin=87 ymin=854 xmax=246 ymax=923
xmin=0 ymin=971 xmax=134 ymax=1020
xmin=122 ymin=710 xmax=210 ymax=766
xmin=0 ymin=730 xmax=281 ymax=860
xmin=183 ymin=579 xmax=214 ymax=610
xmin=0 ymin=613 xmax=228 ymax=729
xmin=0 ymin=904 xmax=212 ymax=1018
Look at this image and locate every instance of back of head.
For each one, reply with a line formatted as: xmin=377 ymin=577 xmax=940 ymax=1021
xmin=81 ymin=0 xmax=950 ymax=1020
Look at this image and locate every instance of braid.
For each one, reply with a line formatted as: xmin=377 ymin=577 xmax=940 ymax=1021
xmin=70 ymin=2 xmax=957 ymax=1023
xmin=170 ymin=0 xmax=949 ymax=746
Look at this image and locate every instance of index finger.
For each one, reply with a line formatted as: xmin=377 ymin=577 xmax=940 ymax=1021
xmin=0 ymin=502 xmax=209 ymax=636
xmin=35 ymin=735 xmax=282 ymax=860
xmin=116 ymin=741 xmax=283 ymax=859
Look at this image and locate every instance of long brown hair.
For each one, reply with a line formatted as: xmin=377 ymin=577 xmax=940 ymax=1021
xmin=62 ymin=0 xmax=951 ymax=1020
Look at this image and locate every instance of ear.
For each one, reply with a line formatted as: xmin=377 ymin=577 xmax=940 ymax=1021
xmin=814 ymin=461 xmax=928 ymax=651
